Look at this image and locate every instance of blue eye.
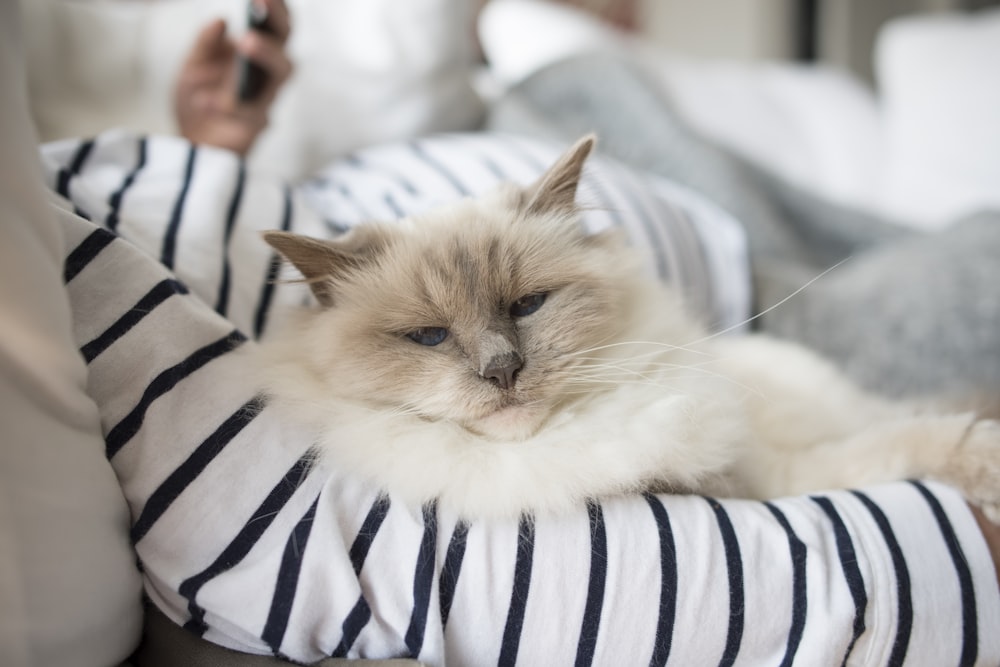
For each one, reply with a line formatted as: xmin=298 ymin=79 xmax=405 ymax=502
xmin=406 ymin=327 xmax=448 ymax=346
xmin=510 ymin=293 xmax=547 ymax=318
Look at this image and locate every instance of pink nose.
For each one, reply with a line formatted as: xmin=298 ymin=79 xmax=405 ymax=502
xmin=482 ymin=353 xmax=522 ymax=390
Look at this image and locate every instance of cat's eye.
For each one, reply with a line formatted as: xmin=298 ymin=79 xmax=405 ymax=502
xmin=510 ymin=293 xmax=547 ymax=318
xmin=406 ymin=327 xmax=449 ymax=346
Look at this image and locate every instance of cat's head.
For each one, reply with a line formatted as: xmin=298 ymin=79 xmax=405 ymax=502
xmin=265 ymin=135 xmax=644 ymax=440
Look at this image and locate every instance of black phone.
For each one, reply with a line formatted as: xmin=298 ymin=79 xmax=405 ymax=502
xmin=236 ymin=1 xmax=273 ymax=103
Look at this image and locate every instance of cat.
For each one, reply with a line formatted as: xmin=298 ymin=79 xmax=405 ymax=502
xmin=255 ymin=135 xmax=1000 ymax=521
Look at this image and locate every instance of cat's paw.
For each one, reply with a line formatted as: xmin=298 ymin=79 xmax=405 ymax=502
xmin=938 ymin=419 xmax=1000 ymax=524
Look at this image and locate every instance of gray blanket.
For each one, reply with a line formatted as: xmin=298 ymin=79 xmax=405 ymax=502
xmin=487 ymin=54 xmax=1000 ymax=403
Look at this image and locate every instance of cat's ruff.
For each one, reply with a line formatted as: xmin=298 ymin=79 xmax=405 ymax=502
xmin=255 ymin=281 xmax=746 ymax=519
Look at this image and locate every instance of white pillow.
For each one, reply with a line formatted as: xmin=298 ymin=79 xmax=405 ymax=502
xmin=22 ymin=0 xmax=486 ymax=181
xmin=478 ymin=0 xmax=887 ymax=220
xmin=478 ymin=0 xmax=630 ymax=86
xmin=876 ymin=7 xmax=1000 ymax=228
xmin=648 ymin=59 xmax=885 ymax=216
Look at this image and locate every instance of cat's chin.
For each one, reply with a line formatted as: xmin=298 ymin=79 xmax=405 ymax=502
xmin=466 ymin=406 xmax=548 ymax=442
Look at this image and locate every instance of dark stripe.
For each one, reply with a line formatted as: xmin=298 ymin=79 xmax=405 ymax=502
xmin=480 ymin=153 xmax=507 ymax=181
xmin=253 ymin=185 xmax=293 ymax=338
xmin=179 ymin=453 xmax=314 ymax=636
xmin=384 ymin=193 xmax=404 ymax=219
xmin=909 ymin=481 xmax=977 ymax=666
xmin=331 ymin=597 xmax=372 ymax=658
xmin=106 ymin=136 xmax=148 ymax=231
xmin=811 ymin=496 xmax=867 ymax=667
xmin=405 ymin=502 xmax=438 ymax=659
xmin=325 ymin=218 xmax=350 ymax=236
xmin=104 ymin=329 xmax=247 ymax=459
xmin=345 ymin=153 xmax=418 ymax=195
xmin=161 ymin=145 xmax=198 ymax=269
xmin=764 ymin=502 xmax=808 ymax=667
xmin=410 ymin=141 xmax=470 ymax=196
xmin=56 ymin=138 xmax=96 ymax=198
xmin=80 ymin=279 xmax=189 ymax=363
xmin=666 ymin=205 xmax=713 ymax=314
xmin=130 ymin=396 xmax=265 ymax=544
xmin=644 ymin=494 xmax=677 ymax=667
xmin=582 ymin=177 xmax=625 ymax=228
xmin=498 ymin=515 xmax=535 ymax=667
xmin=262 ymin=493 xmax=321 ymax=654
xmin=621 ymin=180 xmax=674 ymax=281
xmin=349 ymin=495 xmax=392 ymax=575
xmin=336 ymin=182 xmax=372 ymax=221
xmin=439 ymin=520 xmax=470 ymax=629
xmin=498 ymin=134 xmax=546 ymax=171
xmin=331 ymin=495 xmax=392 ymax=657
xmin=575 ymin=500 xmax=608 ymax=667
xmin=63 ymin=227 xmax=116 ymax=283
xmin=851 ymin=490 xmax=912 ymax=667
xmin=215 ymin=161 xmax=246 ymax=317
xmin=705 ymin=497 xmax=744 ymax=667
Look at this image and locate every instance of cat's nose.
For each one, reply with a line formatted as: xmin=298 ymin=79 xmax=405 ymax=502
xmin=482 ymin=352 xmax=523 ymax=390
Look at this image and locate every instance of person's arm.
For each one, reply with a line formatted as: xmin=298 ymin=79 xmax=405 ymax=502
xmin=174 ymin=0 xmax=293 ymax=156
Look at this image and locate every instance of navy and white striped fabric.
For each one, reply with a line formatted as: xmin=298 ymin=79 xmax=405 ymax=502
xmin=44 ymin=130 xmax=1000 ymax=665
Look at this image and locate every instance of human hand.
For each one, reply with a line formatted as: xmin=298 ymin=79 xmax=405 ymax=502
xmin=173 ymin=0 xmax=292 ymax=156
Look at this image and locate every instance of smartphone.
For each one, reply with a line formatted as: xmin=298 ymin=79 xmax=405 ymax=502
xmin=237 ymin=1 xmax=273 ymax=103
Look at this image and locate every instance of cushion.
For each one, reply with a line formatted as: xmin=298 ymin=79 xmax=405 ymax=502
xmin=0 ymin=3 xmax=142 ymax=665
xmin=21 ymin=0 xmax=486 ymax=181
xmin=875 ymin=7 xmax=1000 ymax=228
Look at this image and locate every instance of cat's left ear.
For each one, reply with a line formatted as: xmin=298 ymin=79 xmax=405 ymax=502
xmin=522 ymin=134 xmax=595 ymax=216
xmin=262 ymin=227 xmax=389 ymax=306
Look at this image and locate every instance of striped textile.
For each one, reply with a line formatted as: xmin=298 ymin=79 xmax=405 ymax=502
xmin=43 ymin=130 xmax=1000 ymax=665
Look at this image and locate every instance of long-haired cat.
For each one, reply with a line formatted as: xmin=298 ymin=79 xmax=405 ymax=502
xmin=256 ymin=135 xmax=1000 ymax=520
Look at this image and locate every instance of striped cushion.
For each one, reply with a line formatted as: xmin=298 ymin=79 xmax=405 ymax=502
xmin=41 ymin=130 xmax=996 ymax=665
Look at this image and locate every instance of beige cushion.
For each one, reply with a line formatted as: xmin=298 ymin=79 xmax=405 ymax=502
xmin=0 ymin=3 xmax=142 ymax=666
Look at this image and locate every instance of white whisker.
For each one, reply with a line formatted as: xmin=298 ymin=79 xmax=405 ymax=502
xmin=568 ymin=339 xmax=710 ymax=358
xmin=684 ymin=258 xmax=849 ymax=347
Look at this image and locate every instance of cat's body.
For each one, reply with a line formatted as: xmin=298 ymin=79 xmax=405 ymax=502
xmin=258 ymin=136 xmax=1000 ymax=520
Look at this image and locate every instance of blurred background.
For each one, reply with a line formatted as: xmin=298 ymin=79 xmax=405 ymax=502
xmin=541 ymin=0 xmax=999 ymax=81
xmin=22 ymin=0 xmax=1000 ymax=228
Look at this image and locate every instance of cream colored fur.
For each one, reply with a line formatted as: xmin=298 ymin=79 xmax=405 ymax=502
xmin=254 ymin=136 xmax=1000 ymax=520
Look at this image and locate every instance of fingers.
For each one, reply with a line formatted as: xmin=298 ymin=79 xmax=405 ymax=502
xmin=237 ymin=29 xmax=294 ymax=102
xmin=186 ymin=18 xmax=230 ymax=66
xmin=256 ymin=0 xmax=291 ymax=44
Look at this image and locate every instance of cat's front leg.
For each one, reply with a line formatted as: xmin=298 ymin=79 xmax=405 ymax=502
xmin=937 ymin=419 xmax=1000 ymax=523
xmin=736 ymin=413 xmax=1000 ymax=506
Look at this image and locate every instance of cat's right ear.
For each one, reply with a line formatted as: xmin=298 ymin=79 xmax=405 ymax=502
xmin=522 ymin=134 xmax=595 ymax=216
xmin=262 ymin=227 xmax=388 ymax=306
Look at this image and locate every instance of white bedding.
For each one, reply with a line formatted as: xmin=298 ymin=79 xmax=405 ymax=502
xmin=480 ymin=0 xmax=1000 ymax=229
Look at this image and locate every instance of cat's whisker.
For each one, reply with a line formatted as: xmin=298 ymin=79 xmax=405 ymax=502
xmin=683 ymin=258 xmax=850 ymax=348
xmin=568 ymin=339 xmax=710 ymax=358
xmin=562 ymin=361 xmax=769 ymax=400
xmin=571 ymin=356 xmax=726 ymax=374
